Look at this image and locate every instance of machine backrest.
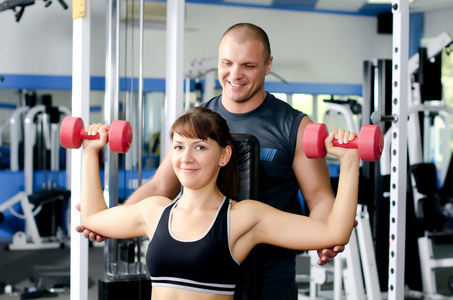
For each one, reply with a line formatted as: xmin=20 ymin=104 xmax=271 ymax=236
xmin=231 ymin=133 xmax=260 ymax=299
xmin=232 ymin=133 xmax=260 ymax=201
xmin=411 ymin=163 xmax=447 ymax=232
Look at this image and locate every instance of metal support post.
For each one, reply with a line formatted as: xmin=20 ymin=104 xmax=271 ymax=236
xmin=9 ymin=106 xmax=29 ymax=171
xmin=342 ymin=231 xmax=366 ymax=300
xmin=137 ymin=0 xmax=144 ymax=186
xmin=70 ymin=0 xmax=91 ymax=298
xmin=162 ymin=0 xmax=185 ymax=162
xmin=388 ymin=1 xmax=409 ymax=299
xmin=104 ymin=0 xmax=120 ymax=278
xmin=312 ymin=95 xmax=319 ymax=123
xmin=356 ymin=205 xmax=381 ymax=300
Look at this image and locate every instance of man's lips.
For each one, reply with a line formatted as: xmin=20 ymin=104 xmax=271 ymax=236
xmin=228 ymin=81 xmax=245 ymax=87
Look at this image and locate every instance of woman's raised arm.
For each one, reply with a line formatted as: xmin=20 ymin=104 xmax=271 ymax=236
xmin=80 ymin=125 xmax=148 ymax=239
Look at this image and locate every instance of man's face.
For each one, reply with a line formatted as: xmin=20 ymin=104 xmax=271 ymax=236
xmin=218 ymin=35 xmax=272 ymax=104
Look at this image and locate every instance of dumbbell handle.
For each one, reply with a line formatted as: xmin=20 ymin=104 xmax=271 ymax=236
xmin=78 ymin=128 xmax=109 ymax=141
xmin=332 ymin=138 xmax=359 ymax=149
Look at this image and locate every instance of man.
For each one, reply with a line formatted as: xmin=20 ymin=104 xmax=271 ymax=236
xmin=77 ymin=23 xmax=345 ymax=299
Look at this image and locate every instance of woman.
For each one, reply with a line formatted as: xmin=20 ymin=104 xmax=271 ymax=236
xmin=81 ymin=107 xmax=360 ymax=300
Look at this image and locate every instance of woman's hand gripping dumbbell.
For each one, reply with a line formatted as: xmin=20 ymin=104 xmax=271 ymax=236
xmin=60 ymin=116 xmax=133 ymax=153
xmin=303 ymin=123 xmax=384 ymax=162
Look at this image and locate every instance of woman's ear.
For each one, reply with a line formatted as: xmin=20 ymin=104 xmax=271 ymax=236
xmin=220 ymin=145 xmax=232 ymax=166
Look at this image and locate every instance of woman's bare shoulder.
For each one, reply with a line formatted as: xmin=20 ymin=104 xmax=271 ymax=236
xmin=138 ymin=196 xmax=174 ymax=238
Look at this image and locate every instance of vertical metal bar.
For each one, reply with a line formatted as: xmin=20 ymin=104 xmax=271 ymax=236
xmin=423 ymin=111 xmax=431 ymax=162
xmin=104 ymin=0 xmax=120 ymax=277
xmin=388 ymin=1 xmax=409 ymax=299
xmin=135 ymin=0 xmax=145 ymax=282
xmin=70 ymin=1 xmax=91 ymax=299
xmin=138 ymin=0 xmax=144 ymax=186
xmin=343 ymin=232 xmax=366 ymax=299
xmin=286 ymin=93 xmax=293 ymax=106
xmin=362 ymin=60 xmax=374 ymax=128
xmin=417 ymin=236 xmax=438 ymax=294
xmin=185 ymin=78 xmax=191 ymax=111
xmin=312 ymin=95 xmax=318 ymax=123
xmin=203 ymin=68 xmax=216 ymax=103
xmin=333 ymin=256 xmax=342 ymax=300
xmin=163 ymin=0 xmax=185 ymax=161
xmin=125 ymin=0 xmax=134 ymax=172
xmin=356 ymin=205 xmax=381 ymax=300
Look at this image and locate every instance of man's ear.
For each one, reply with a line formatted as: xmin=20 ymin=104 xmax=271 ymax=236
xmin=265 ymin=56 xmax=273 ymax=75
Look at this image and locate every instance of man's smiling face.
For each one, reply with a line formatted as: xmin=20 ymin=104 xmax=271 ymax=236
xmin=217 ymin=34 xmax=272 ymax=105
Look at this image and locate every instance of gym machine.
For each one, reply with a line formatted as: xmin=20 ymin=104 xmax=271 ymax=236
xmin=370 ymin=14 xmax=453 ymax=300
xmin=305 ymin=3 xmax=412 ymax=299
xmin=94 ymin=1 xmax=151 ymax=299
xmin=405 ymin=32 xmax=453 ymax=297
xmin=185 ymin=58 xmax=218 ymax=109
xmin=0 ymin=90 xmax=38 ymax=171
xmin=322 ymin=97 xmax=362 ymax=134
xmin=6 ymin=105 xmax=29 ymax=171
xmin=374 ymin=31 xmax=453 ymax=298
xmin=0 ymin=99 xmax=72 ymax=251
xmin=358 ymin=6 xmax=414 ymax=299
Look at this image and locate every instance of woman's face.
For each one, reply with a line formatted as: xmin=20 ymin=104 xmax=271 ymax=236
xmin=171 ymin=133 xmax=226 ymax=191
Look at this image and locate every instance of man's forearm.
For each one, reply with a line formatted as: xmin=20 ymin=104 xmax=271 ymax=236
xmin=125 ymin=183 xmax=156 ymax=205
xmin=125 ymin=181 xmax=181 ymax=205
xmin=307 ymin=195 xmax=335 ymax=221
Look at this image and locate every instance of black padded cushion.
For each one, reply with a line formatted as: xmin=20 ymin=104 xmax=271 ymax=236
xmin=28 ymin=189 xmax=71 ymax=206
xmin=411 ymin=163 xmax=438 ymax=196
xmin=232 ymin=134 xmax=260 ymax=201
xmin=29 ymin=265 xmax=70 ymax=290
xmin=411 ymin=163 xmax=447 ymax=232
xmin=231 ymin=134 xmax=260 ymax=300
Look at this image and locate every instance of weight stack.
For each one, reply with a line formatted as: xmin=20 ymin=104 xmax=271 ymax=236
xmin=98 ymin=278 xmax=151 ymax=300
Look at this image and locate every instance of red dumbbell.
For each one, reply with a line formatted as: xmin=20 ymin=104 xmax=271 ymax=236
xmin=60 ymin=116 xmax=133 ymax=153
xmin=303 ymin=123 xmax=384 ymax=162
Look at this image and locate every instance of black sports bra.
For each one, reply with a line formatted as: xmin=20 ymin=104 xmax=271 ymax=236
xmin=146 ymin=197 xmax=240 ymax=295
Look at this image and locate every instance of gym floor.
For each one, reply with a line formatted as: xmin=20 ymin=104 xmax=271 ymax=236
xmin=0 ymin=240 xmax=451 ymax=299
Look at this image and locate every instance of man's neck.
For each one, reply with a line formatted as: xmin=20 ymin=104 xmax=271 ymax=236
xmin=222 ymin=91 xmax=267 ymax=114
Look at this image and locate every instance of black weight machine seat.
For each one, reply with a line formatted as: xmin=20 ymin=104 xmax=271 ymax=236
xmin=28 ymin=189 xmax=71 ymax=207
xmin=411 ymin=163 xmax=450 ymax=233
xmin=231 ymin=134 xmax=261 ymax=300
xmin=411 ymin=161 xmax=453 ymax=295
xmin=232 ymin=133 xmax=260 ymax=201
xmin=18 ymin=189 xmax=72 ymax=298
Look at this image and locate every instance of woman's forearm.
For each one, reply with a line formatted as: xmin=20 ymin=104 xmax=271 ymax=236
xmin=326 ymin=156 xmax=360 ymax=245
xmin=81 ymin=150 xmax=108 ymax=226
